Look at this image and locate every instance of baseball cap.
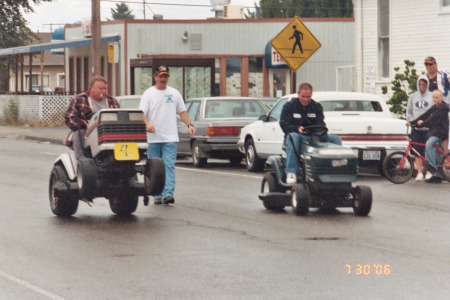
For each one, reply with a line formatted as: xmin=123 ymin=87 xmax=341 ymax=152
xmin=156 ymin=65 xmax=170 ymax=76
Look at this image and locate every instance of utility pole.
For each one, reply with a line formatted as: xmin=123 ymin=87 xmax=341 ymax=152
xmin=143 ymin=0 xmax=146 ymax=19
xmin=91 ymin=0 xmax=101 ymax=76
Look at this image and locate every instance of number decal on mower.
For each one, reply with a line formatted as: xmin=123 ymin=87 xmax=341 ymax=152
xmin=114 ymin=142 xmax=140 ymax=161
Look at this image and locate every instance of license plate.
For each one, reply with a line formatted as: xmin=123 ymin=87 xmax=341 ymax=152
xmin=114 ymin=143 xmax=139 ymax=161
xmin=362 ymin=150 xmax=381 ymax=160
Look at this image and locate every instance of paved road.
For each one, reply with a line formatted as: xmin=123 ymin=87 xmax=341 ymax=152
xmin=0 ymin=138 xmax=449 ymax=299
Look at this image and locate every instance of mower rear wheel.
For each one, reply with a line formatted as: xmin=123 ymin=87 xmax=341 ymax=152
xmin=49 ymin=166 xmax=78 ymax=217
xmin=291 ymin=184 xmax=310 ymax=215
xmin=145 ymin=157 xmax=166 ymax=195
xmin=261 ymin=172 xmax=285 ymax=211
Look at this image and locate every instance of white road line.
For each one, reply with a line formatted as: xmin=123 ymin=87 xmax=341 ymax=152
xmin=0 ymin=270 xmax=66 ymax=300
xmin=176 ymin=166 xmax=262 ymax=179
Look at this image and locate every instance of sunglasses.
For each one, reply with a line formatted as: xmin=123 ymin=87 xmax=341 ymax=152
xmin=424 ymin=63 xmax=435 ymax=66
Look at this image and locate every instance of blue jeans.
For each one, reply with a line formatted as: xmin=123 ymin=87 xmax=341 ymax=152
xmin=284 ymin=132 xmax=342 ymax=174
xmin=147 ymin=142 xmax=177 ymax=198
xmin=425 ymin=136 xmax=443 ymax=177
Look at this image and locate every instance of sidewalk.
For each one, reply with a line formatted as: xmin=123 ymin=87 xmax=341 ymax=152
xmin=0 ymin=125 xmax=68 ymax=145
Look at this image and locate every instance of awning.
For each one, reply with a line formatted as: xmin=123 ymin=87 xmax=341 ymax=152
xmin=0 ymin=35 xmax=120 ymax=57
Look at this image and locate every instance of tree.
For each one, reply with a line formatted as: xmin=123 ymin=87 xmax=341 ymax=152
xmin=381 ymin=60 xmax=419 ymax=119
xmin=0 ymin=0 xmax=53 ymax=91
xmin=258 ymin=0 xmax=353 ymax=18
xmin=110 ymin=2 xmax=135 ymax=20
xmin=245 ymin=2 xmax=262 ymax=19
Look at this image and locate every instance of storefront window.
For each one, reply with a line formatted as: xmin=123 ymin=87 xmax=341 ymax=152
xmin=248 ymin=57 xmax=263 ymax=97
xmin=185 ymin=67 xmax=211 ymax=99
xmin=226 ymin=58 xmax=241 ymax=96
xmin=272 ymin=69 xmax=287 ymax=97
xmin=130 ymin=58 xmax=214 ymax=97
xmin=133 ymin=67 xmax=153 ymax=95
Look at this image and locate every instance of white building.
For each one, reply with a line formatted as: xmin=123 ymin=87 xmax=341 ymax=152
xmin=354 ymin=0 xmax=450 ymax=96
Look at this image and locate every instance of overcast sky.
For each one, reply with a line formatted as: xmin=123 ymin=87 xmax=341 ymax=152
xmin=25 ymin=0 xmax=259 ymax=32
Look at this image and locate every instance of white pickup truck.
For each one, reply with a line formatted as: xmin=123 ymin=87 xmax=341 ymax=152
xmin=238 ymin=91 xmax=408 ymax=173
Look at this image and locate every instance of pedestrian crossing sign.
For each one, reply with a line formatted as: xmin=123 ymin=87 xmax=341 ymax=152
xmin=270 ymin=16 xmax=321 ymax=71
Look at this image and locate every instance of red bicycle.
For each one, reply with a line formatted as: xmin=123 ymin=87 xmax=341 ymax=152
xmin=382 ymin=127 xmax=450 ymax=184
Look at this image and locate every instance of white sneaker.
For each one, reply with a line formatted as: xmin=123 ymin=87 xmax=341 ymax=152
xmin=415 ymin=173 xmax=424 ymax=181
xmin=425 ymin=172 xmax=432 ymax=180
xmin=286 ymin=173 xmax=297 ymax=184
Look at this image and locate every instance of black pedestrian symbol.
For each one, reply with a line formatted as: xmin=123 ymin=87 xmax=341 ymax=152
xmin=289 ymin=25 xmax=304 ymax=54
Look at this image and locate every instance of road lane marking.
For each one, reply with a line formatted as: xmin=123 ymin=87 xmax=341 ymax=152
xmin=176 ymin=166 xmax=261 ymax=180
xmin=0 ymin=270 xmax=66 ymax=300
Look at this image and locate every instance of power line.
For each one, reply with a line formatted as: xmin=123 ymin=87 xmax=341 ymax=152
xmin=101 ymin=0 xmax=256 ymax=9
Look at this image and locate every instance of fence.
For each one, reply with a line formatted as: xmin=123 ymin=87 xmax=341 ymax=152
xmin=0 ymin=94 xmax=73 ymax=126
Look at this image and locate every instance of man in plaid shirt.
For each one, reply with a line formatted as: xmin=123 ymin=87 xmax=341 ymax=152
xmin=64 ymin=75 xmax=120 ymax=158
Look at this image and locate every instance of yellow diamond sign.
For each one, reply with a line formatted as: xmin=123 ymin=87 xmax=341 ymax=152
xmin=270 ymin=16 xmax=321 ymax=71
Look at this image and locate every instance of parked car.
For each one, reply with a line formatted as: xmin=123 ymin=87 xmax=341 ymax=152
xmin=238 ymin=91 xmax=409 ymax=173
xmin=177 ymin=96 xmax=269 ymax=167
xmin=32 ymin=85 xmax=52 ymax=93
xmin=116 ymin=95 xmax=141 ymax=108
xmin=260 ymin=97 xmax=278 ymax=109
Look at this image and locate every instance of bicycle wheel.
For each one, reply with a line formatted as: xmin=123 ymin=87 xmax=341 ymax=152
xmin=440 ymin=153 xmax=450 ymax=182
xmin=382 ymin=151 xmax=414 ymax=184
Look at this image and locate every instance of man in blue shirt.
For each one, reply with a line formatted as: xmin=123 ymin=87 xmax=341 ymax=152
xmin=279 ymin=82 xmax=341 ymax=184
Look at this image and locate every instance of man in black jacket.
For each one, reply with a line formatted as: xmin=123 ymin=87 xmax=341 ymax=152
xmin=279 ymin=82 xmax=341 ymax=184
xmin=415 ymin=89 xmax=449 ymax=183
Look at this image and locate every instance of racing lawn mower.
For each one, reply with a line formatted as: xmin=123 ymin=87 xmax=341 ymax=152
xmin=49 ymin=109 xmax=165 ymax=217
xmin=259 ymin=125 xmax=372 ymax=216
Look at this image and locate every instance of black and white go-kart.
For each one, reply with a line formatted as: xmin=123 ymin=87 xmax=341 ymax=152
xmin=49 ymin=109 xmax=165 ymax=217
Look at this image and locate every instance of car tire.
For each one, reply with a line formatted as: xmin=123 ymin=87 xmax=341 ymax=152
xmin=145 ymin=157 xmax=166 ymax=196
xmin=109 ymin=193 xmax=139 ymax=215
xmin=291 ymin=184 xmax=310 ymax=216
xmin=49 ymin=166 xmax=78 ymax=217
xmin=352 ymin=185 xmax=372 ymax=216
xmin=192 ymin=141 xmax=207 ymax=168
xmin=260 ymin=172 xmax=285 ymax=211
xmin=245 ymin=138 xmax=265 ymax=172
xmin=77 ymin=158 xmax=97 ymax=199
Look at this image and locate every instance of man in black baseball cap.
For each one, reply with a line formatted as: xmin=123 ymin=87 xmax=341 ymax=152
xmin=155 ymin=65 xmax=170 ymax=76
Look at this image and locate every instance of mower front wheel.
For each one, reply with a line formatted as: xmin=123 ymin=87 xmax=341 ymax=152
xmin=352 ymin=185 xmax=372 ymax=216
xmin=291 ymin=184 xmax=310 ymax=216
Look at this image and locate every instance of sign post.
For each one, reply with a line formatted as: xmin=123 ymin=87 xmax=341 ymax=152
xmin=270 ymin=16 xmax=321 ymax=71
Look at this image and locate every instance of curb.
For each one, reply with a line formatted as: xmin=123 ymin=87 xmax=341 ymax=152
xmin=19 ymin=135 xmax=63 ymax=145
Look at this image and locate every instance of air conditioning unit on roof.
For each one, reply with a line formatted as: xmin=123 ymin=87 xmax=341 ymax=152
xmin=223 ymin=5 xmax=244 ymax=19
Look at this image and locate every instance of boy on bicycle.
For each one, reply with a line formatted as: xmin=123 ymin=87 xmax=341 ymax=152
xmin=414 ymin=89 xmax=449 ymax=184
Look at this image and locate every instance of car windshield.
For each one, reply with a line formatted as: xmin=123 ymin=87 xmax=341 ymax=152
xmin=204 ymin=99 xmax=267 ymax=118
xmin=119 ymin=98 xmax=140 ymax=109
xmin=321 ymin=100 xmax=383 ymax=112
xmin=268 ymin=98 xmax=288 ymax=121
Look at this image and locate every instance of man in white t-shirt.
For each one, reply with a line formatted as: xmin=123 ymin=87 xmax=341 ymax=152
xmin=139 ymin=65 xmax=195 ymax=205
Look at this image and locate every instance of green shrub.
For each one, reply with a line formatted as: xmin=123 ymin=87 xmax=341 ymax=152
xmin=381 ymin=60 xmax=419 ymax=119
xmin=3 ymin=99 xmax=19 ymax=125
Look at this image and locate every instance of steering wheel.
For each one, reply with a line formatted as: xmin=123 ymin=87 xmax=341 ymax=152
xmin=303 ymin=125 xmax=328 ymax=137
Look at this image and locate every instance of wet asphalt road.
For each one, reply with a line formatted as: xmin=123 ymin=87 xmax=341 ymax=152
xmin=0 ymin=138 xmax=449 ymax=299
